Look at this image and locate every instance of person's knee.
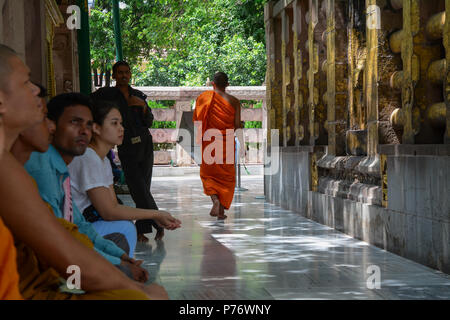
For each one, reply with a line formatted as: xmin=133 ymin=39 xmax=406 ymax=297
xmin=116 ymin=221 xmax=137 ymax=255
xmin=104 ymin=232 xmax=130 ymax=255
xmin=120 ymin=220 xmax=137 ymax=237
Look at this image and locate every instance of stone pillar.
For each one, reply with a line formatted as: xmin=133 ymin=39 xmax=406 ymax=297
xmin=265 ymin=1 xmax=283 ymax=146
xmin=43 ymin=0 xmax=64 ymax=97
xmin=25 ymin=0 xmax=47 ymax=86
xmin=54 ymin=3 xmax=80 ymax=95
xmin=365 ymin=0 xmax=379 ymax=155
xmin=445 ymin=0 xmax=450 ymax=144
xmin=0 ymin=0 xmax=5 ymax=43
xmin=175 ymin=100 xmax=192 ymax=166
xmin=325 ymin=0 xmax=336 ymax=156
xmin=400 ymin=0 xmax=420 ymax=145
xmin=1 ymin=0 xmax=26 ymax=60
xmin=281 ymin=8 xmax=289 ymax=147
xmin=262 ymin=99 xmax=268 ymax=142
xmin=307 ymin=0 xmax=319 ymax=146
xmin=293 ymin=0 xmax=304 ymax=146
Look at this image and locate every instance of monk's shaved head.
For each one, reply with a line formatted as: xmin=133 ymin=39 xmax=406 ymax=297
xmin=0 ymin=44 xmax=19 ymax=92
xmin=213 ymin=72 xmax=229 ymax=89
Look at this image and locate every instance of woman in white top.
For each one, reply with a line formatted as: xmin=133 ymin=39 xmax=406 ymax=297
xmin=68 ymin=101 xmax=181 ymax=257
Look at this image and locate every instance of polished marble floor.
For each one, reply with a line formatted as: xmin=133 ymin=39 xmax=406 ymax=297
xmin=119 ymin=175 xmax=450 ymax=300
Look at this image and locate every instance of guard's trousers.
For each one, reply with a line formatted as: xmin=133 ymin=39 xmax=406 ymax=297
xmin=119 ymin=144 xmax=160 ymax=235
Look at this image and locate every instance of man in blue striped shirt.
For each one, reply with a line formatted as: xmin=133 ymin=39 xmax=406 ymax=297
xmin=25 ymin=93 xmax=148 ymax=282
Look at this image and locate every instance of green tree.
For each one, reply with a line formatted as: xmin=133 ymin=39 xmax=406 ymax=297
xmin=90 ymin=0 xmax=267 ymax=87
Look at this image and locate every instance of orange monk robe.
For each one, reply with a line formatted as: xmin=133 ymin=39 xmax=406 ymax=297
xmin=193 ymin=91 xmax=236 ymax=209
xmin=0 ymin=217 xmax=23 ymax=300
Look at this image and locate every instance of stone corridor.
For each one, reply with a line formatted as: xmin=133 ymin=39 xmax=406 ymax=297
xmin=118 ymin=175 xmax=450 ymax=300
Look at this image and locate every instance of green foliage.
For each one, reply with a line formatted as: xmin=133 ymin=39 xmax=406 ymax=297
xmin=89 ymin=9 xmax=115 ymax=70
xmin=153 ymin=143 xmax=175 ymax=151
xmin=151 ymin=121 xmax=176 ymax=129
xmin=244 ymin=121 xmax=262 ymax=129
xmin=147 ymin=100 xmax=175 ymax=108
xmin=90 ymin=0 xmax=267 ymax=87
xmin=241 ymin=100 xmax=262 ymax=109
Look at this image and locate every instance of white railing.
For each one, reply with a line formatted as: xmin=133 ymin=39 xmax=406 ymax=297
xmin=136 ymin=86 xmax=267 ymax=165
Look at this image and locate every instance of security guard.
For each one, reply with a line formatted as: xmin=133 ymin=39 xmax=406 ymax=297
xmin=91 ymin=61 xmax=164 ymax=242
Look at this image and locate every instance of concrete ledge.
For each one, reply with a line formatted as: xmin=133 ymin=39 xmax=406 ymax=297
xmin=138 ymin=86 xmax=266 ymax=101
xmin=355 ymin=155 xmax=380 ymax=176
xmin=318 ymin=177 xmax=382 ymax=206
xmin=317 ymin=154 xmax=380 ymax=178
xmin=379 ymin=144 xmax=450 ymax=156
xmin=153 ymin=164 xmax=264 ymax=177
xmin=308 ymin=191 xmax=449 ymax=274
xmin=271 ymin=145 xmax=325 ymax=154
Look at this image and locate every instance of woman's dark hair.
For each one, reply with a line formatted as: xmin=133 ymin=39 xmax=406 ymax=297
xmin=47 ymin=92 xmax=93 ymax=123
xmin=91 ymin=99 xmax=120 ymax=125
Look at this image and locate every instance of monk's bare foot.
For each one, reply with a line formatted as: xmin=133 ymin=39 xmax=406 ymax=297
xmin=138 ymin=233 xmax=149 ymax=242
xmin=154 ymin=228 xmax=164 ymax=241
xmin=209 ymin=202 xmax=219 ymax=217
xmin=217 ymin=204 xmax=227 ymax=220
xmin=210 ymin=195 xmax=220 ymax=217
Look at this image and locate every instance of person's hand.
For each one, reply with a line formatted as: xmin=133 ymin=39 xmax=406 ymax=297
xmin=121 ymin=259 xmax=149 ymax=282
xmin=155 ymin=211 xmax=181 ymax=230
xmin=121 ymin=254 xmax=145 ymax=266
xmin=140 ymin=283 xmax=169 ymax=300
xmin=120 ymin=253 xmax=133 ymax=263
xmin=128 ymin=95 xmax=147 ymax=108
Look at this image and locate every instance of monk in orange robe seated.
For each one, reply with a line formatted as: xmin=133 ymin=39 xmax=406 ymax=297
xmin=193 ymin=72 xmax=243 ymax=219
xmin=0 ymin=49 xmax=21 ymax=300
xmin=0 ymin=44 xmax=165 ymax=300
xmin=0 ymin=217 xmax=22 ymax=300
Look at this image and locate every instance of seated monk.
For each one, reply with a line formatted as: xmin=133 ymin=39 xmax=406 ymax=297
xmin=0 ymin=217 xmax=22 ymax=300
xmin=10 ymin=84 xmax=94 ymax=299
xmin=0 ymin=44 xmax=166 ymax=299
xmin=193 ymin=72 xmax=243 ymax=220
xmin=0 ymin=112 xmax=20 ymax=300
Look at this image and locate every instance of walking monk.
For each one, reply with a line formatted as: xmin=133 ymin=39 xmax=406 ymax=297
xmin=193 ymin=72 xmax=243 ymax=220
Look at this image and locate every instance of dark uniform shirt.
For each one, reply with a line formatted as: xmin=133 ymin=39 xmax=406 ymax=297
xmin=91 ymin=86 xmax=154 ymax=160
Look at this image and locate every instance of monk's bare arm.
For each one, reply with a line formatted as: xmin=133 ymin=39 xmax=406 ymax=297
xmin=234 ymin=98 xmax=242 ymax=130
xmin=233 ymin=98 xmax=245 ymax=158
xmin=0 ymin=153 xmax=144 ymax=293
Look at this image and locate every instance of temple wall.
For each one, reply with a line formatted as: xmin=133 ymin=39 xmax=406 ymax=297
xmin=265 ymin=0 xmax=450 ymax=273
xmin=0 ymin=0 xmax=77 ymax=97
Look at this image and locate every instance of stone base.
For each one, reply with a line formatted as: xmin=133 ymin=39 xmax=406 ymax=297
xmin=308 ymin=191 xmax=449 ymax=274
xmin=265 ymin=146 xmax=450 ymax=274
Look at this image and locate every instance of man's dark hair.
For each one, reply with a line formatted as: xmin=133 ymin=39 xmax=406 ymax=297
xmin=91 ymin=99 xmax=120 ymax=125
xmin=213 ymin=72 xmax=229 ymax=88
xmin=0 ymin=44 xmax=19 ymax=92
xmin=47 ymin=92 xmax=93 ymax=123
xmin=112 ymin=61 xmax=131 ymax=74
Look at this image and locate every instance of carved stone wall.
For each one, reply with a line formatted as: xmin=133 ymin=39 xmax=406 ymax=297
xmin=265 ymin=0 xmax=449 ymax=274
xmin=53 ymin=1 xmax=79 ymax=95
xmin=0 ymin=0 xmax=71 ymax=95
